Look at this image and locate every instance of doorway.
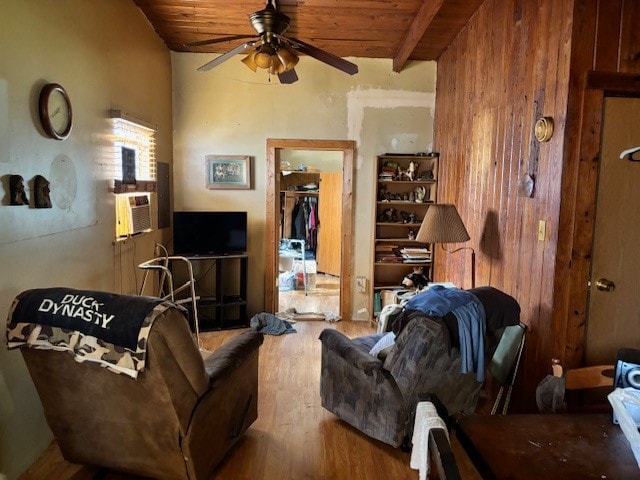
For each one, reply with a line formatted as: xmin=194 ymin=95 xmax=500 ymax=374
xmin=586 ymin=97 xmax=640 ymax=364
xmin=264 ymin=139 xmax=355 ymax=320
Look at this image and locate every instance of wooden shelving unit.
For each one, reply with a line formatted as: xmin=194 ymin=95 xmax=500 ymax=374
xmin=370 ymin=153 xmax=439 ymax=315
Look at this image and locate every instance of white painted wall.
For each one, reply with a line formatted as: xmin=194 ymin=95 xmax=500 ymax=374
xmin=172 ymin=54 xmax=436 ymax=319
xmin=0 ymin=2 xmax=172 ymax=477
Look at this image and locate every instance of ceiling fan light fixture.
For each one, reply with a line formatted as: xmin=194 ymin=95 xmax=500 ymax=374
xmin=250 ymin=0 xmax=291 ymax=36
xmin=241 ymin=52 xmax=258 ymax=72
xmin=277 ymin=45 xmax=299 ymax=72
xmin=254 ymin=44 xmax=275 ymax=69
xmin=268 ymin=58 xmax=286 ymax=75
xmin=193 ymin=0 xmax=359 ymax=83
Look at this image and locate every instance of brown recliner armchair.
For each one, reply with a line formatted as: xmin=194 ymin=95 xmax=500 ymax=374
xmin=319 ymin=286 xmax=520 ymax=448
xmin=7 ymin=288 xmax=263 ymax=479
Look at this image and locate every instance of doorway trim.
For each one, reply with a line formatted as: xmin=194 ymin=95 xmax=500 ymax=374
xmin=553 ymin=72 xmax=640 ymax=368
xmin=265 ymin=138 xmax=355 ymax=320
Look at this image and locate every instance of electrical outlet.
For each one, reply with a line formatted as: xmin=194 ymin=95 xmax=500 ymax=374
xmin=356 ymin=276 xmax=367 ymax=293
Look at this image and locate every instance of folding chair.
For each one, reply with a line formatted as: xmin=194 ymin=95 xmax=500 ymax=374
xmin=487 ymin=322 xmax=527 ymax=415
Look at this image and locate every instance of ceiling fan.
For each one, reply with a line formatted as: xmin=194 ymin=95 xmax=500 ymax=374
xmin=187 ymin=0 xmax=358 ymax=84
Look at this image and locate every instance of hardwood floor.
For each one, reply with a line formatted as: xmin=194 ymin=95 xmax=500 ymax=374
xmin=277 ymin=273 xmax=340 ymax=318
xmin=21 ymin=320 xmax=428 ymax=480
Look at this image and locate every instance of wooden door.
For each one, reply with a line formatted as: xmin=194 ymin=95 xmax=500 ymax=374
xmin=316 ymin=172 xmax=342 ymax=276
xmin=586 ymin=97 xmax=640 ymax=364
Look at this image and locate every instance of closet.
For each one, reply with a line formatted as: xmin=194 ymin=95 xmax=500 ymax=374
xmin=278 ymin=168 xmax=342 ymax=293
xmin=280 ymin=172 xmax=319 ymax=251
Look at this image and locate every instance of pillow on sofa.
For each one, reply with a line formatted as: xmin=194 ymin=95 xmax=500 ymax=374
xmin=369 ymin=332 xmax=396 ymax=357
xmin=352 ymin=333 xmax=384 ymax=353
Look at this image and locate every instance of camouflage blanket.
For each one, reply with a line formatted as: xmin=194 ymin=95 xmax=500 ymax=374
xmin=6 ymin=288 xmax=173 ymax=379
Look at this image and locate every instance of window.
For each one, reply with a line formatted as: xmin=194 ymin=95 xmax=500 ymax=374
xmin=110 ymin=110 xmax=156 ymax=238
xmin=110 ymin=110 xmax=156 ymax=191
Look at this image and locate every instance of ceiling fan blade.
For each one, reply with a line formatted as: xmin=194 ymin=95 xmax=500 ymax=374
xmin=286 ymin=37 xmax=358 ymax=75
xmin=278 ymin=69 xmax=298 ymax=84
xmin=185 ymin=35 xmax=256 ymax=47
xmin=197 ymin=41 xmax=257 ymax=72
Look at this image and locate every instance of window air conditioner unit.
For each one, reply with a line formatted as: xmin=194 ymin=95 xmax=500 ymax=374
xmin=116 ymin=194 xmax=152 ymax=237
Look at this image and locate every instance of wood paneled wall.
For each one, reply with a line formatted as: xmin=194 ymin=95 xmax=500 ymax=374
xmin=434 ymin=0 xmax=640 ymax=410
xmin=553 ymin=0 xmax=640 ymax=374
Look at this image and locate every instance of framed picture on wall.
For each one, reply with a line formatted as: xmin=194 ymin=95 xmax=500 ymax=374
xmin=206 ymin=155 xmax=252 ymax=190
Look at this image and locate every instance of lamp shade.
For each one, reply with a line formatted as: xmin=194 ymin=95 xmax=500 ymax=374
xmin=254 ymin=44 xmax=275 ymax=68
xmin=241 ymin=52 xmax=258 ymax=72
xmin=416 ymin=204 xmax=470 ymax=244
xmin=268 ymin=56 xmax=286 ymax=74
xmin=277 ymin=45 xmax=299 ymax=72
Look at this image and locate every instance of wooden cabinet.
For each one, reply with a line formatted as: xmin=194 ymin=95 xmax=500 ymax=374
xmin=370 ymin=154 xmax=438 ymax=314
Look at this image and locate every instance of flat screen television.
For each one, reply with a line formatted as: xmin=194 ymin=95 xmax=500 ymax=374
xmin=173 ymin=211 xmax=247 ymax=256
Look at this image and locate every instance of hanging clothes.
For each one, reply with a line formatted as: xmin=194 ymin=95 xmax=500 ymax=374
xmin=292 ymin=199 xmax=306 ymax=241
xmin=288 ymin=195 xmax=319 ymax=255
xmin=307 ymin=198 xmax=318 ymax=251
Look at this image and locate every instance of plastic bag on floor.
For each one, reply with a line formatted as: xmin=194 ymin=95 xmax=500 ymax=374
xmin=279 ymin=271 xmax=296 ymax=291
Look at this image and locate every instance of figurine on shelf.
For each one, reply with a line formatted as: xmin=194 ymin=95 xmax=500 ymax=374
xmin=378 ymin=184 xmax=388 ymax=201
xmin=407 ymin=160 xmax=416 ymax=181
xmin=401 ymin=211 xmax=416 ymax=224
xmin=414 ymin=186 xmax=426 ymax=203
xmin=401 ymin=266 xmax=430 ymax=290
xmin=377 ymin=208 xmax=398 ymax=223
xmin=395 ymin=160 xmax=417 ymax=181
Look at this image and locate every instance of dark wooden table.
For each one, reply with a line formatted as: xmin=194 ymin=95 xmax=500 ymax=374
xmin=454 ymin=413 xmax=639 ymax=479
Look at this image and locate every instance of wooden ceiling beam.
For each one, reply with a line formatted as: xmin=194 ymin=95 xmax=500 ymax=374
xmin=393 ymin=0 xmax=445 ymax=72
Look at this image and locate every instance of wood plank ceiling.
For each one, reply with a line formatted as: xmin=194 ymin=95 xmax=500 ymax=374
xmin=133 ymin=0 xmax=484 ymax=71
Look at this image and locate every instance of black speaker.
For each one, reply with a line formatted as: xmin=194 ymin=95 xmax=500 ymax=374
xmin=613 ymin=348 xmax=640 ymax=425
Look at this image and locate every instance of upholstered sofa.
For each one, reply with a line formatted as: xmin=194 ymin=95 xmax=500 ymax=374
xmin=319 ymin=286 xmax=519 ymax=447
xmin=7 ymin=288 xmax=263 ymax=479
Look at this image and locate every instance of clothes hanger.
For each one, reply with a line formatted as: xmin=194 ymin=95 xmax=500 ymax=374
xmin=619 ymin=146 xmax=640 ymax=161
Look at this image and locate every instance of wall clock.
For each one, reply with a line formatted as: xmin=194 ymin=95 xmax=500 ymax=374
xmin=38 ymin=83 xmax=72 ymax=140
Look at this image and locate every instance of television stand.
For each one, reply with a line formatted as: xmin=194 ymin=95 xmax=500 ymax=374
xmin=179 ymin=253 xmax=248 ymax=331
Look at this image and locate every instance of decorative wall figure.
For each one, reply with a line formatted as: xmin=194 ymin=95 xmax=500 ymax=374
xmin=34 ymin=175 xmax=52 ymax=208
xmin=9 ymin=175 xmax=29 ymax=205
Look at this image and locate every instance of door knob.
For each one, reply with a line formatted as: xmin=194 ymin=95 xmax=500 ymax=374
xmin=595 ymin=278 xmax=615 ymax=292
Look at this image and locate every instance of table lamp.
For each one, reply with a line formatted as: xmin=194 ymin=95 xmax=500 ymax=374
xmin=415 ymin=203 xmax=475 ymax=288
